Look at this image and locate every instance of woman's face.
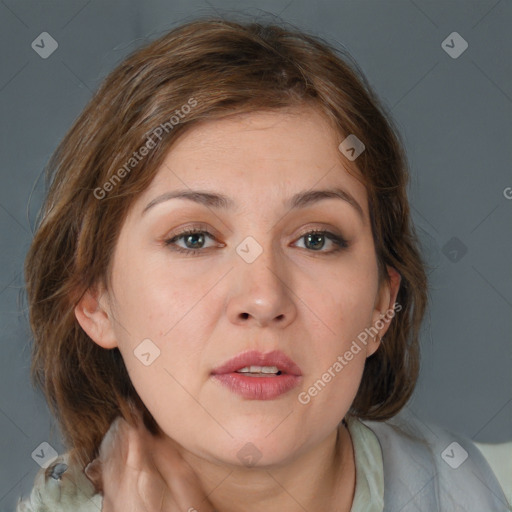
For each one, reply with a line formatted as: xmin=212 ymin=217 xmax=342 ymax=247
xmin=80 ymin=106 xmax=399 ymax=467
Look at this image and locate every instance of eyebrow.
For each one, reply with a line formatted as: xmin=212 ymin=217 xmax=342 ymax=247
xmin=142 ymin=187 xmax=365 ymax=221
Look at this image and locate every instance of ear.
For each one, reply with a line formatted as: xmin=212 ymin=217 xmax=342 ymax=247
xmin=366 ymin=265 xmax=401 ymax=357
xmin=74 ymin=283 xmax=118 ymax=349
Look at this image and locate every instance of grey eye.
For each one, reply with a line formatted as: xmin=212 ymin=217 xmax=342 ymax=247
xmin=49 ymin=462 xmax=68 ymax=480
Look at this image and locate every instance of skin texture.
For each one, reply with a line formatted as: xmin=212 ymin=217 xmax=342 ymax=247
xmin=75 ymin=106 xmax=401 ymax=512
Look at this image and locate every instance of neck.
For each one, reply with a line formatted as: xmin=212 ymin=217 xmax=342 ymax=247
xmin=179 ymin=421 xmax=356 ymax=512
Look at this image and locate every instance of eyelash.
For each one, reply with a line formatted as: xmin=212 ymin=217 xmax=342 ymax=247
xmin=163 ymin=226 xmax=349 ymax=257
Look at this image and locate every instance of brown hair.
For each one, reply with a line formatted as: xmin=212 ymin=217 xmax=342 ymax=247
xmin=24 ymin=17 xmax=428 ymax=467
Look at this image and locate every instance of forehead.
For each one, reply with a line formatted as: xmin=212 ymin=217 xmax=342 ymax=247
xmin=135 ymin=107 xmax=368 ymax=217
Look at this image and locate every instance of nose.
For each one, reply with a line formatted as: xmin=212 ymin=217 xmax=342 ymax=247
xmin=226 ymin=241 xmax=297 ymax=328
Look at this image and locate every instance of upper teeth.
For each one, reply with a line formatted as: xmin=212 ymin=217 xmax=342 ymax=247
xmin=237 ymin=365 xmax=280 ymax=374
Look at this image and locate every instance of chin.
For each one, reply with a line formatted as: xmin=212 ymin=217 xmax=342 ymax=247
xmin=191 ymin=426 xmax=304 ymax=469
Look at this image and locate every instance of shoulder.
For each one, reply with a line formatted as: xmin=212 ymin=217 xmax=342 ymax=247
xmin=360 ymin=413 xmax=511 ymax=511
xmin=15 ymin=452 xmax=103 ymax=512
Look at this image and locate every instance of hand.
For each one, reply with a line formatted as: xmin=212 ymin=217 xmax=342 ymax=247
xmin=85 ymin=409 xmax=216 ymax=512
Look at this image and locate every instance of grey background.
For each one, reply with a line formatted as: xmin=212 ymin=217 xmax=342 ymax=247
xmin=1 ymin=0 xmax=511 ymax=509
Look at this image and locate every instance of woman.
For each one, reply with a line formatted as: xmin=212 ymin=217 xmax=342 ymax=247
xmin=17 ymin=18 xmax=510 ymax=512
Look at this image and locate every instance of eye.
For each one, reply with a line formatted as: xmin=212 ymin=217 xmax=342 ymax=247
xmin=164 ymin=226 xmax=219 ymax=256
xmin=293 ymin=229 xmax=348 ymax=254
xmin=163 ymin=226 xmax=349 ymax=256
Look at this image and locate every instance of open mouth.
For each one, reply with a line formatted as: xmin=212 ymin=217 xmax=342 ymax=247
xmin=211 ymin=351 xmax=302 ymax=399
xmin=235 ymin=365 xmax=282 ymax=376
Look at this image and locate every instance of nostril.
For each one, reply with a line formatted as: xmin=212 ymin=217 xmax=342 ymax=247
xmin=50 ymin=462 xmax=68 ymax=480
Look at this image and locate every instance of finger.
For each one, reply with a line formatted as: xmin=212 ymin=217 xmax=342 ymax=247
xmin=96 ymin=417 xmax=148 ymax=511
xmin=136 ymin=468 xmax=167 ymax=511
xmin=100 ymin=415 xmax=143 ymax=473
xmin=98 ymin=414 xmax=173 ymax=512
xmin=84 ymin=458 xmax=103 ymax=493
xmin=97 ymin=416 xmax=124 ymax=464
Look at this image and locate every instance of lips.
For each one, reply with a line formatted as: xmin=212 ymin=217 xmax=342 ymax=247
xmin=211 ymin=350 xmax=302 ymax=376
xmin=211 ymin=350 xmax=302 ymax=400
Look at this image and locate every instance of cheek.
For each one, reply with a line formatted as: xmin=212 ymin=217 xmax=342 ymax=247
xmin=296 ymin=261 xmax=377 ymax=403
xmin=110 ymin=246 xmax=208 ymax=338
xmin=304 ymin=280 xmax=373 ymax=383
xmin=316 ymin=261 xmax=378 ymax=342
xmin=109 ymin=250 xmax=219 ymax=397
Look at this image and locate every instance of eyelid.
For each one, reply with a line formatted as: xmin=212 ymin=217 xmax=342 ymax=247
xmin=165 ymin=222 xmax=219 ymax=240
xmin=164 ymin=222 xmax=345 ymax=243
xmin=293 ymin=223 xmax=345 ymax=239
